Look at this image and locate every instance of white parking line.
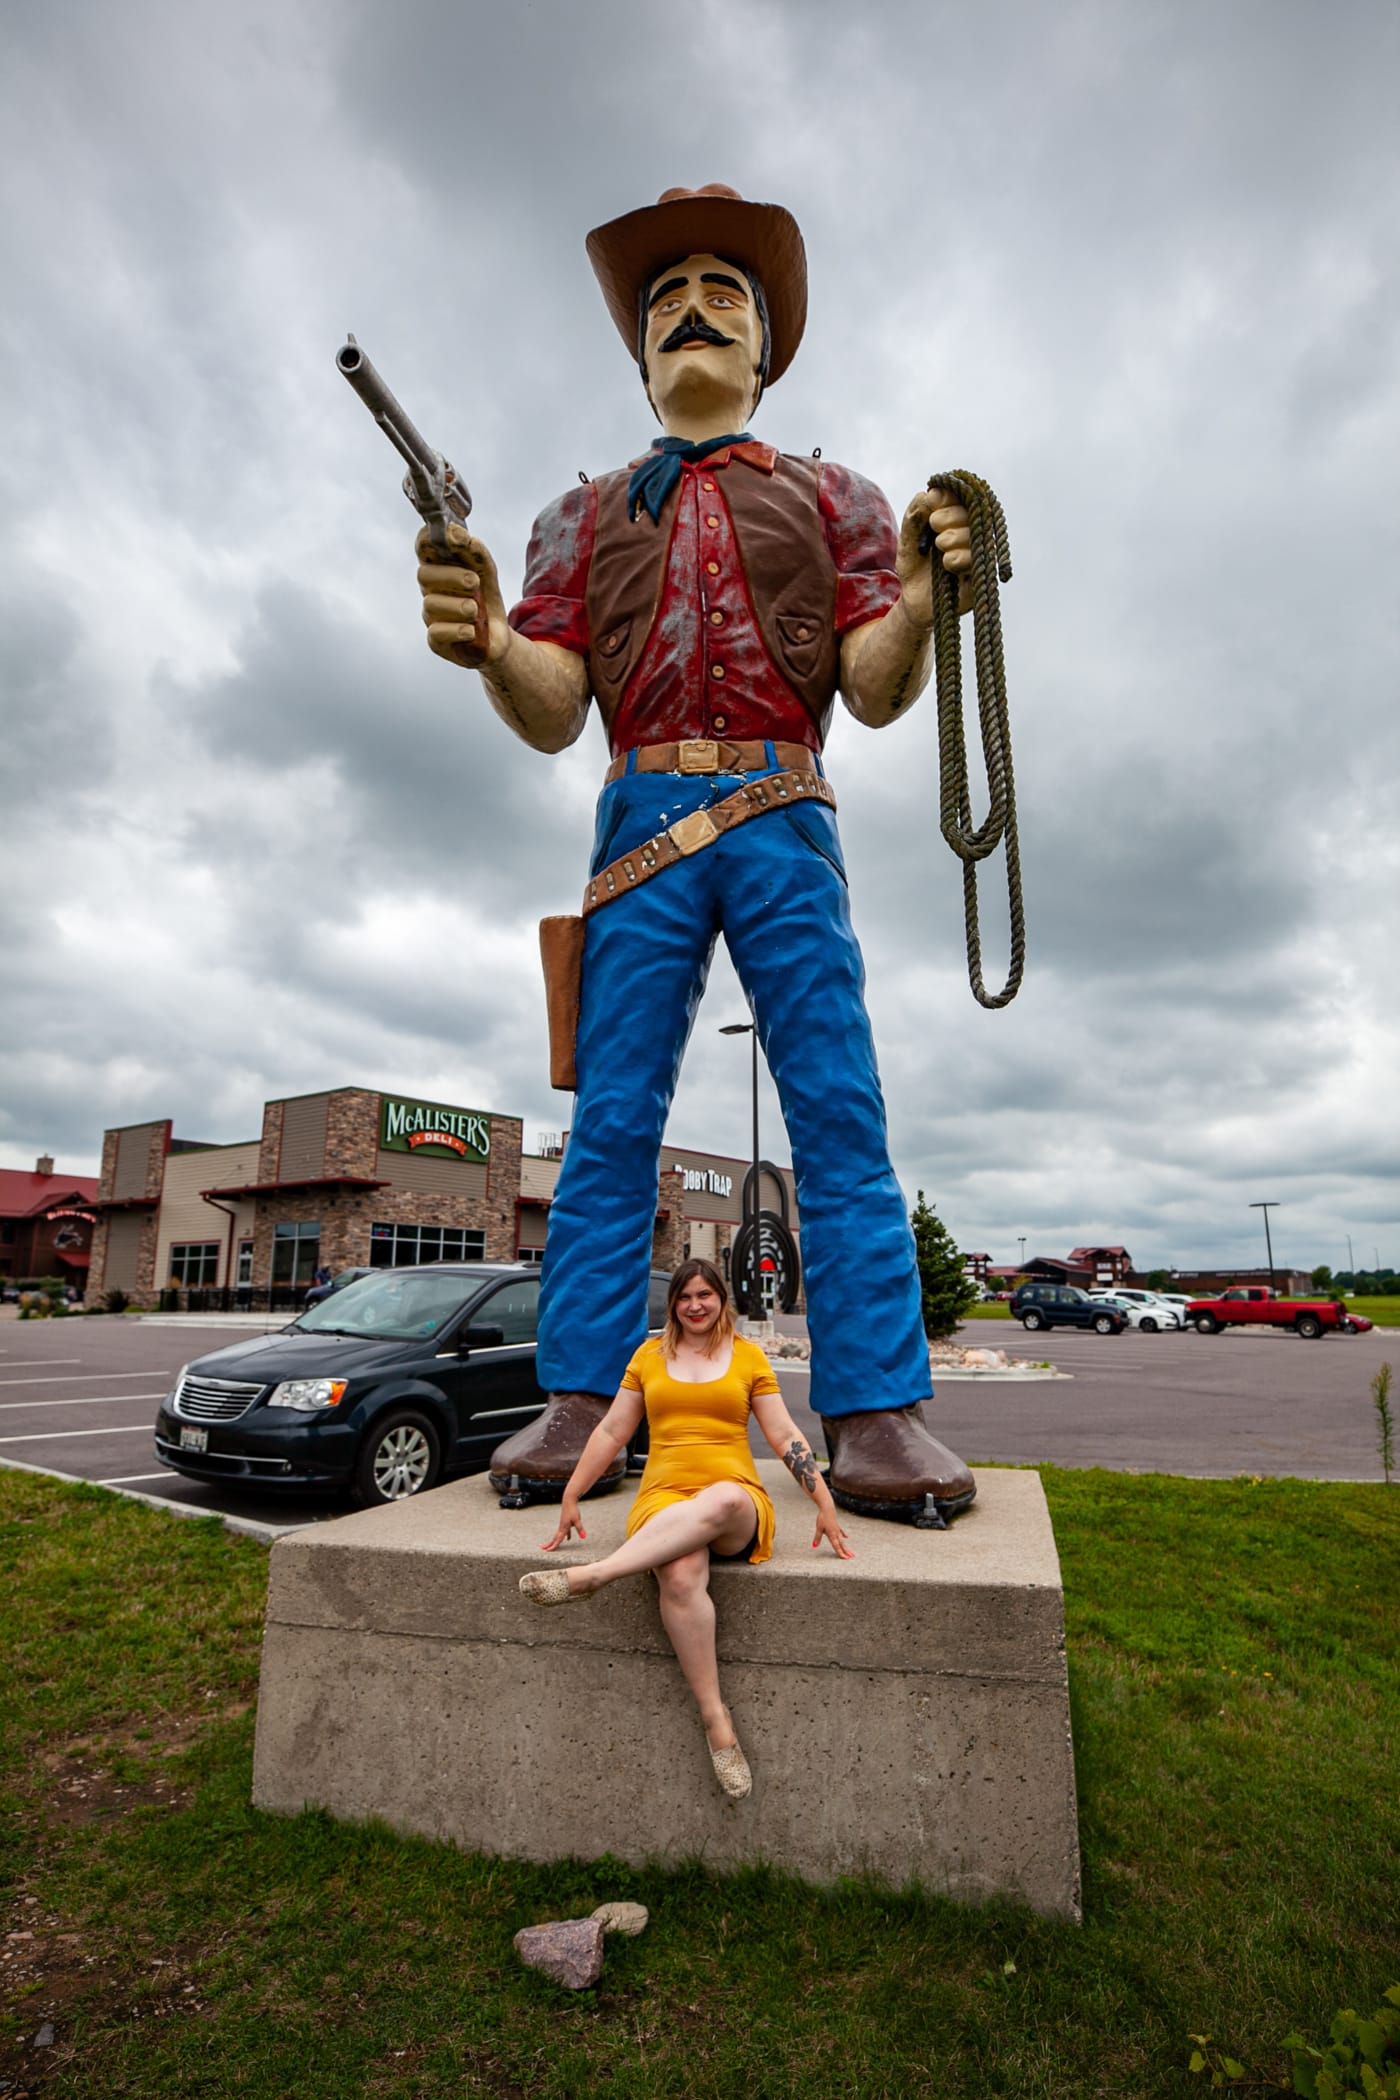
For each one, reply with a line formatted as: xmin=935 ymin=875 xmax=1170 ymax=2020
xmin=99 ymin=1472 xmax=174 ymax=1485
xmin=0 ymin=1371 xmax=167 ymax=1387
xmin=0 ymin=1425 xmax=154 ymax=1445
xmin=0 ymin=1358 xmax=84 ymax=1368
xmin=0 ymin=1392 xmax=167 ymax=1412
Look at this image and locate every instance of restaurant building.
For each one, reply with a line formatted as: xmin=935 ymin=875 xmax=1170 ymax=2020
xmin=0 ymin=1159 xmax=101 ymax=1288
xmin=87 ymin=1085 xmax=798 ymax=1307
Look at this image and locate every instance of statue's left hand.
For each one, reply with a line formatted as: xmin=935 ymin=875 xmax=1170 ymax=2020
xmin=896 ymin=489 xmax=972 ymax=628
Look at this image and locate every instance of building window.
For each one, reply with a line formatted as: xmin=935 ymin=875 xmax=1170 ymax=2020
xmin=236 ymin=1241 xmax=254 ymax=1287
xmin=369 ymin=1222 xmax=486 ymax=1267
xmin=517 ymin=1243 xmax=545 ymax=1264
xmin=169 ymin=1241 xmax=220 ymax=1287
xmin=272 ymin=1220 xmax=321 ymax=1287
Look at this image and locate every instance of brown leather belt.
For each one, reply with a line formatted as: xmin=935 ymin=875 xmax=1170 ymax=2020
xmin=583 ymin=768 xmax=837 ymax=916
xmin=603 ymin=738 xmax=819 ymax=784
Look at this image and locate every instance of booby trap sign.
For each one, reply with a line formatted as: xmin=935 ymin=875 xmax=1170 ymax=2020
xmin=380 ymin=1095 xmax=491 ymax=1163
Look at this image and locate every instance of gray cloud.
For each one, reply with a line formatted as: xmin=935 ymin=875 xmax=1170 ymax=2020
xmin=2 ymin=0 xmax=1397 ymax=1275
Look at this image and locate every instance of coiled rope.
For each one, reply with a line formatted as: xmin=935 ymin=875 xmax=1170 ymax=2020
xmin=923 ymin=470 xmax=1025 ymax=1008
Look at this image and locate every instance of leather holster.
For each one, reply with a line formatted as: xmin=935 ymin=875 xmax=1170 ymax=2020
xmin=539 ymin=914 xmax=585 ymax=1092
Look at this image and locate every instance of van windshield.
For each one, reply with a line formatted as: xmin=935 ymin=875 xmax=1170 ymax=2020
xmin=294 ymin=1268 xmax=490 ymax=1340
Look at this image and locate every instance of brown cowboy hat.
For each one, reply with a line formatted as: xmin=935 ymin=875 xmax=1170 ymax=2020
xmin=586 ymin=184 xmax=807 ymax=386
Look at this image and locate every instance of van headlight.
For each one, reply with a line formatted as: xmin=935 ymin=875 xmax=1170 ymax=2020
xmin=270 ymin=1379 xmax=348 ymax=1412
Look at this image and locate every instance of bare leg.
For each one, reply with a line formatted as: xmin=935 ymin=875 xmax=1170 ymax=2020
xmin=655 ymin=1548 xmax=733 ymax=1749
xmin=566 ymin=1482 xmax=756 ymax=1596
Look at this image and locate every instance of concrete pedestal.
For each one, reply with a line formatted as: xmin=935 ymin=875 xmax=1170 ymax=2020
xmin=252 ymin=1465 xmax=1080 ymax=1920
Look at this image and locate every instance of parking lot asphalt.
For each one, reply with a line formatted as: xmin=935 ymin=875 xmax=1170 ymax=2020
xmin=0 ymin=1312 xmax=1392 ymax=1538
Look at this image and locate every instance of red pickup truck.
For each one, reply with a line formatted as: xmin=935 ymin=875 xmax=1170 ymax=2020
xmin=1187 ymin=1287 xmax=1372 ymax=1339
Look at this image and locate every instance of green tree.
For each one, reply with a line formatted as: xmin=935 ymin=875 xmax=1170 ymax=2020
xmin=910 ymin=1191 xmax=979 ymax=1340
xmin=1144 ymin=1268 xmax=1171 ymax=1292
xmin=1311 ymin=1264 xmax=1334 ymax=1291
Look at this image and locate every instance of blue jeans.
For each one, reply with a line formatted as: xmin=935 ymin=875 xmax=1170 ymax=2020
xmin=536 ymin=754 xmax=932 ymax=1420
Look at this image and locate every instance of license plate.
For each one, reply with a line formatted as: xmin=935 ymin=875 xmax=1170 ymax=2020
xmin=179 ymin=1427 xmax=208 ymax=1453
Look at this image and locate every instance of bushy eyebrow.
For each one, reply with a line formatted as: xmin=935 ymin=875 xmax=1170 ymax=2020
xmin=647 ymin=276 xmax=688 ymax=309
xmin=700 ymin=272 xmax=747 ymax=296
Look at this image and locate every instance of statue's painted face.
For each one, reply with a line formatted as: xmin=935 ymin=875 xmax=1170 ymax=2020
xmin=641 ymin=252 xmax=766 ymax=423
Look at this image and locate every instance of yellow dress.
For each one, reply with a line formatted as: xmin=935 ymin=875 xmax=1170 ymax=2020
xmin=622 ymin=1335 xmax=780 ymax=1564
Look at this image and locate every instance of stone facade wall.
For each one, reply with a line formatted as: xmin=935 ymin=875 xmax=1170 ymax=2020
xmin=651 ymin=1168 xmax=686 ymax=1272
xmin=257 ymin=1099 xmax=285 ymax=1184
xmin=325 ymin=1090 xmax=381 ymax=1180
xmin=97 ymin=1129 xmax=120 ymax=1200
xmin=486 ymin=1117 xmax=523 ymax=1258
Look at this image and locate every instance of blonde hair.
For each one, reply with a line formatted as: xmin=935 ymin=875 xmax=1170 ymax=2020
xmin=662 ymin=1257 xmax=737 ymax=1359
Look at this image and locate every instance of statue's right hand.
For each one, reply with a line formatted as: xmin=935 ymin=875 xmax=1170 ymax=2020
xmin=416 ymin=520 xmax=508 ymax=669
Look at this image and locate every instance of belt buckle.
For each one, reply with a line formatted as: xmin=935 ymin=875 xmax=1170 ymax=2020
xmin=669 ymin=808 xmax=719 ymax=856
xmin=676 ymin=738 xmax=719 ymax=774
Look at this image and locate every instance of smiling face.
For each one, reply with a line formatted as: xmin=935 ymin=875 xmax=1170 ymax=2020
xmin=674 ymin=1272 xmax=723 ymax=1339
xmin=640 ymin=251 xmax=767 ymax=435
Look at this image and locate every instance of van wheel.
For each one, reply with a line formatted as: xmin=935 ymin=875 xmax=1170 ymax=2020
xmin=1295 ymin=1313 xmax=1323 ymax=1340
xmin=1140 ymin=1316 xmax=1159 ymax=1332
xmin=1021 ymin=1309 xmax=1045 ymax=1332
xmin=1194 ymin=1314 xmax=1218 ymax=1335
xmin=354 ymin=1410 xmax=442 ymax=1506
xmin=1092 ymin=1313 xmax=1116 ymax=1335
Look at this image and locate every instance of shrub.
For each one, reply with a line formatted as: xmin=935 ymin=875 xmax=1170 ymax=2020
xmin=1374 ymin=1362 xmax=1394 ymax=1486
xmin=910 ymin=1191 xmax=979 ymax=1340
xmin=1188 ymin=1984 xmax=1400 ymax=2094
xmin=1284 ymin=1983 xmax=1400 ymax=2096
xmin=101 ymin=1288 xmax=131 ymax=1314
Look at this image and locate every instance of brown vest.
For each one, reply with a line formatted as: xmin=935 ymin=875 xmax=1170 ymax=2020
xmin=583 ymin=454 xmax=841 ymax=744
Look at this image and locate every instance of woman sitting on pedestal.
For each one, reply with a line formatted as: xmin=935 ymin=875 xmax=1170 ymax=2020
xmin=518 ymin=1257 xmax=853 ymax=1797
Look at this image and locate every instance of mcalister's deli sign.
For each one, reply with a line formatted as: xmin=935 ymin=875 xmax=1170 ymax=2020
xmin=380 ymin=1096 xmax=491 ymax=1163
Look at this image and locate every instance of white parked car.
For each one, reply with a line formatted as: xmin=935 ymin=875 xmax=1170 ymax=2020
xmin=1086 ymin=1290 xmax=1180 ymax=1332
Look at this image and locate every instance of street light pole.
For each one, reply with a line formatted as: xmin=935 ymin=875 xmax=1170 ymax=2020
xmin=1018 ymin=1235 xmax=1026 ymax=1272
xmin=1249 ymin=1201 xmax=1280 ymax=1293
xmin=720 ymin=1022 xmax=759 ymax=1317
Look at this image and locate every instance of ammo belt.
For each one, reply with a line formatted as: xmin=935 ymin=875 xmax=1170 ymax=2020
xmin=584 ymin=764 xmax=836 ymax=917
xmin=602 ymin=737 xmax=819 ymax=785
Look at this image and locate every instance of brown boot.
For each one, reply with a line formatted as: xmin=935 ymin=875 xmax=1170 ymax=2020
xmin=489 ymin=1391 xmax=626 ymax=1506
xmin=820 ymin=1405 xmax=976 ymax=1529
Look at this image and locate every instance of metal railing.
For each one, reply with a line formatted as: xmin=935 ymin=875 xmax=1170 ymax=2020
xmin=156 ymin=1285 xmax=308 ymax=1316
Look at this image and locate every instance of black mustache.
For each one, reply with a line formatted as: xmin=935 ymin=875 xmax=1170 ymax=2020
xmin=659 ymin=318 xmax=737 ymax=353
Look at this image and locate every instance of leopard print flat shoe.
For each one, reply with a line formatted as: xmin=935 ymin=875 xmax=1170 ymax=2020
xmin=518 ymin=1569 xmax=587 ymax=1606
xmin=709 ymin=1710 xmax=752 ymax=1799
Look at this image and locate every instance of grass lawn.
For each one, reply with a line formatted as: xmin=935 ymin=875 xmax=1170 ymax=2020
xmin=1347 ymin=1295 xmax=1400 ymax=1328
xmin=1 ymin=1469 xmax=1396 ymax=2098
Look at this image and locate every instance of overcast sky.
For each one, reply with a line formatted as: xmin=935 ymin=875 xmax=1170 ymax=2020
xmin=3 ymin=0 xmax=1397 ymax=1277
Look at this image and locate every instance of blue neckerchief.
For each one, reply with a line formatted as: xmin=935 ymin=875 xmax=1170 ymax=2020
xmin=627 ymin=433 xmax=753 ymax=524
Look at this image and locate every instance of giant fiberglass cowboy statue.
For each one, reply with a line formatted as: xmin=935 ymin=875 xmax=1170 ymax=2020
xmin=415 ymin=184 xmax=978 ymax=1525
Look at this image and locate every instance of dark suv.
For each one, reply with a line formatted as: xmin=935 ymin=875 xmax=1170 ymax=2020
xmin=1011 ymin=1282 xmax=1125 ymax=1334
xmin=153 ymin=1263 xmax=672 ymax=1505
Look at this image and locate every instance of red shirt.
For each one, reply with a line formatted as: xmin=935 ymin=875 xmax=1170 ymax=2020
xmin=508 ymin=441 xmax=901 ymax=757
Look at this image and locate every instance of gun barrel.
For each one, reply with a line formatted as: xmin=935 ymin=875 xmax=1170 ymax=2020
xmin=336 ymin=337 xmax=438 ymax=473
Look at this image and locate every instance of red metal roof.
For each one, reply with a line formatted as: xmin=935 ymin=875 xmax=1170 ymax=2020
xmin=0 ymin=1170 xmax=101 ymax=1220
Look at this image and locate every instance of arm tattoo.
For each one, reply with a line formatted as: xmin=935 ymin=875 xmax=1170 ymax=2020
xmin=782 ymin=1437 xmax=821 ymax=1497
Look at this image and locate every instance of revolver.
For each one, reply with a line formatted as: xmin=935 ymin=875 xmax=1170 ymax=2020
xmin=336 ymin=334 xmax=472 ymax=554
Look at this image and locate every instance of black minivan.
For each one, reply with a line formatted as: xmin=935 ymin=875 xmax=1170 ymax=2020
xmin=153 ymin=1263 xmax=671 ymax=1505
